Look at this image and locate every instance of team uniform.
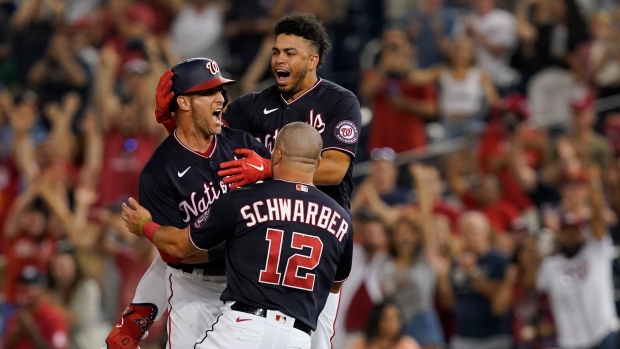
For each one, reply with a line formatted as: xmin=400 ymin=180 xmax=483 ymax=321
xmin=223 ymin=78 xmax=361 ymax=348
xmin=188 ymin=179 xmax=354 ymax=348
xmin=133 ymin=127 xmax=270 ymax=348
xmin=223 ymin=78 xmax=361 ymax=210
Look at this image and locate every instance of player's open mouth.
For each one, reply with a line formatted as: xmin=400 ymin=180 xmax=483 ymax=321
xmin=213 ymin=108 xmax=222 ymax=125
xmin=276 ymin=69 xmax=291 ymax=84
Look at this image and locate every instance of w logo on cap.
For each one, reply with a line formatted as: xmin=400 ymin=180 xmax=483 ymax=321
xmin=206 ymin=60 xmax=220 ymax=75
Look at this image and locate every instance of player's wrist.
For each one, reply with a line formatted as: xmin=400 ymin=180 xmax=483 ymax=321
xmin=141 ymin=219 xmax=160 ymax=242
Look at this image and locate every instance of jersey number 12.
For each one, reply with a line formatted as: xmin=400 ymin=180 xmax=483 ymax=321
xmin=259 ymin=228 xmax=323 ymax=291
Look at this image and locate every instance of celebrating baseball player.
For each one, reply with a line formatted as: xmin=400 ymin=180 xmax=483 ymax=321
xmin=122 ymin=122 xmax=353 ymax=349
xmin=105 ymin=58 xmax=270 ymax=349
xmin=155 ymin=13 xmax=361 ymax=347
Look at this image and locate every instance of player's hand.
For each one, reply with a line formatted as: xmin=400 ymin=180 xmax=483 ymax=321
xmin=122 ymin=197 xmax=153 ymax=237
xmin=155 ymin=69 xmax=176 ymax=133
xmin=218 ymin=149 xmax=272 ymax=189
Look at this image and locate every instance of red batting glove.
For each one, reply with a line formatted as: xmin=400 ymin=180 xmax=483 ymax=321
xmin=218 ymin=149 xmax=272 ymax=189
xmin=155 ymin=69 xmax=176 ymax=134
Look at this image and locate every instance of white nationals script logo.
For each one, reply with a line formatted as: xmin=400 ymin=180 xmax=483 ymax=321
xmin=309 ymin=109 xmax=325 ymax=133
xmin=179 ymin=181 xmax=228 ymax=223
xmin=334 ymin=120 xmax=358 ymax=144
xmin=206 ymin=60 xmax=220 ymax=75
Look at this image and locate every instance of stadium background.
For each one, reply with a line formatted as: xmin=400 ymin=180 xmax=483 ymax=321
xmin=0 ymin=0 xmax=619 ymax=348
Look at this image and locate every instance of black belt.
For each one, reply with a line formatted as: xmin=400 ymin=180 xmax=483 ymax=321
xmin=167 ymin=263 xmax=226 ymax=276
xmin=230 ymin=301 xmax=312 ymax=335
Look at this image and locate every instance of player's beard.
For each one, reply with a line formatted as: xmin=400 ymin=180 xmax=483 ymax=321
xmin=191 ymin=106 xmax=222 ymax=138
xmin=278 ymin=66 xmax=309 ymax=98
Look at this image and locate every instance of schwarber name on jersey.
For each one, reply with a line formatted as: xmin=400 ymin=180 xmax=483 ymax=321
xmin=223 ymin=79 xmax=361 ymax=210
xmin=188 ymin=180 xmax=354 ymax=330
xmin=139 ymin=127 xmax=270 ymax=271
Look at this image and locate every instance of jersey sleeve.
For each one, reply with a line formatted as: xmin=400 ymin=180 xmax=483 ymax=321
xmin=223 ymin=95 xmax=253 ymax=132
xmin=334 ymin=221 xmax=354 ymax=282
xmin=322 ymin=96 xmax=362 ymax=159
xmin=188 ymin=193 xmax=237 ymax=251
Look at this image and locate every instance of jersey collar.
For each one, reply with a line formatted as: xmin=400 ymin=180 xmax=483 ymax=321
xmin=274 ymin=178 xmax=316 ymax=187
xmin=280 ymin=78 xmax=323 ymax=106
xmin=173 ymin=130 xmax=218 ymax=159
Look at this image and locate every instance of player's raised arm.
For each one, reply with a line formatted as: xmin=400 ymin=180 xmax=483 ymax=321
xmin=122 ymin=197 xmax=196 ymax=259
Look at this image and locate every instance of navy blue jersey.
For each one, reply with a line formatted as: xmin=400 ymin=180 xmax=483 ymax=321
xmin=139 ymin=127 xmax=270 ymax=271
xmin=223 ymin=79 xmax=361 ymax=210
xmin=188 ymin=180 xmax=354 ymax=330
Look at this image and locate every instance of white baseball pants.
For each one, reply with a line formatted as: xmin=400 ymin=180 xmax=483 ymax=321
xmin=194 ymin=302 xmax=311 ymax=349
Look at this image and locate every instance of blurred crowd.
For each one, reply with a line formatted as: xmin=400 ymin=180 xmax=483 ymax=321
xmin=0 ymin=0 xmax=619 ymax=348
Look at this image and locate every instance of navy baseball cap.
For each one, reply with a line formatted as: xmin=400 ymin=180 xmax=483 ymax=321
xmin=170 ymin=58 xmax=235 ymax=95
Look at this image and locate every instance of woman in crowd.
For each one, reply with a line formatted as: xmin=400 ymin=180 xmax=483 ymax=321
xmin=409 ymin=35 xmax=500 ymax=140
xmin=347 ymin=301 xmax=421 ymax=349
xmin=48 ymin=245 xmax=109 ymax=349
xmin=381 ymin=217 xmax=446 ymax=349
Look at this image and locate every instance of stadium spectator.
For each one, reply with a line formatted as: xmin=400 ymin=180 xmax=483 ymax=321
xmin=492 ymin=237 xmax=558 ymax=349
xmin=462 ymin=0 xmax=518 ymax=93
xmin=409 ymin=35 xmax=500 ymax=141
xmin=333 ymin=211 xmax=389 ymax=349
xmin=477 ymin=94 xmax=544 ymax=211
xmin=543 ymin=91 xmax=613 ymax=184
xmin=224 ymin=0 xmax=273 ymax=78
xmin=48 ymin=244 xmax=109 ymax=349
xmin=94 ymin=45 xmax=163 ymax=208
xmin=169 ymin=0 xmax=229 ymax=64
xmin=512 ymin=0 xmax=589 ymax=91
xmin=536 ymin=166 xmax=619 ymax=349
xmin=2 ymin=183 xmax=55 ymax=304
xmin=361 ymin=24 xmax=438 ymax=153
xmin=406 ymin=0 xmax=458 ymax=69
xmin=436 ymin=211 xmax=512 ymax=349
xmin=351 ymin=147 xmax=411 ymax=211
xmin=347 ymin=301 xmax=421 ymax=349
xmin=2 ymin=266 xmax=69 ymax=349
xmin=10 ymin=0 xmax=66 ymax=87
xmin=26 ymin=31 xmax=92 ymax=130
xmin=380 ymin=164 xmax=448 ymax=349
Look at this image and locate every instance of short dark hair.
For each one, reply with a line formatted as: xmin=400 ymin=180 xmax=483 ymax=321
xmin=274 ymin=12 xmax=331 ymax=68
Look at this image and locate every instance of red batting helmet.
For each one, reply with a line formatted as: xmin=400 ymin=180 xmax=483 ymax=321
xmin=170 ymin=58 xmax=235 ymax=105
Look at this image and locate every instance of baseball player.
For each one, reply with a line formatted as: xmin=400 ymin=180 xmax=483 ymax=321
xmin=105 ymin=58 xmax=271 ymax=349
xmin=155 ymin=14 xmax=361 ymax=347
xmin=121 ymin=122 xmax=353 ymax=349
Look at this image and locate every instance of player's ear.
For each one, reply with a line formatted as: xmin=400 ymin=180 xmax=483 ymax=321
xmin=308 ymin=53 xmax=319 ymax=71
xmin=176 ymin=95 xmax=191 ymax=112
xmin=272 ymin=148 xmax=283 ymax=167
xmin=315 ymin=156 xmax=322 ymax=171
